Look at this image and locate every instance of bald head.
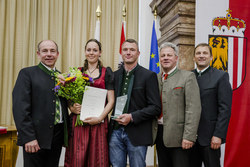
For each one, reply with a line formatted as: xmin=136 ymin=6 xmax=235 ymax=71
xmin=37 ymin=40 xmax=58 ymax=52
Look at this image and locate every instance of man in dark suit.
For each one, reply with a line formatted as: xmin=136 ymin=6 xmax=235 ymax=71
xmin=109 ymin=39 xmax=161 ymax=167
xmin=154 ymin=42 xmax=201 ymax=167
xmin=190 ymin=43 xmax=232 ymax=167
xmin=12 ymin=40 xmax=69 ymax=167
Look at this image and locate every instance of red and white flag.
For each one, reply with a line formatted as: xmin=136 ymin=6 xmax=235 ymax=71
xmin=118 ymin=21 xmax=126 ymax=66
xmin=196 ymin=0 xmax=250 ymax=166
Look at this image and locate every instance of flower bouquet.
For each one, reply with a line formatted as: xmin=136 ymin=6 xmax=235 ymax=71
xmin=53 ymin=67 xmax=93 ymax=126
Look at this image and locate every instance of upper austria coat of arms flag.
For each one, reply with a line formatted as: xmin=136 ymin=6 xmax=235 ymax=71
xmin=196 ymin=0 xmax=250 ymax=166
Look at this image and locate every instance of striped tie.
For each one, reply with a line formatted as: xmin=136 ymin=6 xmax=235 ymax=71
xmin=51 ymin=70 xmax=61 ymax=124
xmin=54 ymin=96 xmax=61 ymax=124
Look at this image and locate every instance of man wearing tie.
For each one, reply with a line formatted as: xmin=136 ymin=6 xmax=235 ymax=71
xmin=190 ymin=43 xmax=232 ymax=167
xmin=154 ymin=42 xmax=201 ymax=167
xmin=12 ymin=40 xmax=69 ymax=167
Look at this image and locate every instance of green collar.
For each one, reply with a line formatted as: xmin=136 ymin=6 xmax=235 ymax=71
xmin=168 ymin=68 xmax=178 ymax=78
xmin=38 ymin=62 xmax=55 ymax=76
xmin=123 ymin=64 xmax=138 ymax=77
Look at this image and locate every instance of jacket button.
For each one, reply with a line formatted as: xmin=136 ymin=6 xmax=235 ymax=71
xmin=53 ymin=100 xmax=55 ymax=103
xmin=52 ymin=112 xmax=55 ymax=116
xmin=51 ymin=77 xmax=54 ymax=80
xmin=49 ymin=125 xmax=53 ymax=129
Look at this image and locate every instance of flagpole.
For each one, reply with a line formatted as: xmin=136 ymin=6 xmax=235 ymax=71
xmin=153 ymin=5 xmax=157 ymax=31
xmin=153 ymin=5 xmax=158 ymax=167
xmin=149 ymin=4 xmax=160 ymax=74
xmin=96 ymin=5 xmax=101 ymax=21
xmin=118 ymin=4 xmax=126 ymax=68
xmin=122 ymin=4 xmax=126 ymax=35
xmin=94 ymin=5 xmax=101 ymax=41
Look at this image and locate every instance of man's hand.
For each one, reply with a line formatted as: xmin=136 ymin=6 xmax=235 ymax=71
xmin=115 ymin=114 xmax=132 ymax=126
xmin=182 ymin=139 xmax=194 ymax=149
xmin=25 ymin=140 xmax=40 ymax=153
xmin=57 ymin=74 xmax=65 ymax=85
xmin=211 ymin=136 xmax=222 ymax=149
xmin=69 ymin=103 xmax=81 ymax=114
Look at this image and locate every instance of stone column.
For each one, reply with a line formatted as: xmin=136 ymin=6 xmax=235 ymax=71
xmin=150 ymin=0 xmax=196 ymax=70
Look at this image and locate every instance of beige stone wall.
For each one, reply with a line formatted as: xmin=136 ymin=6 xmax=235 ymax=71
xmin=150 ymin=0 xmax=196 ymax=70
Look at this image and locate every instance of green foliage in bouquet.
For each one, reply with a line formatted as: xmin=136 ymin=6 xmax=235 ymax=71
xmin=53 ymin=67 xmax=93 ymax=126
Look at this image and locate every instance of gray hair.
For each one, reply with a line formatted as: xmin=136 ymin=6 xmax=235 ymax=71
xmin=159 ymin=42 xmax=179 ymax=56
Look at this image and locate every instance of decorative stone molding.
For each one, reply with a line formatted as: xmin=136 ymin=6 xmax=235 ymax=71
xmin=150 ymin=0 xmax=196 ymax=70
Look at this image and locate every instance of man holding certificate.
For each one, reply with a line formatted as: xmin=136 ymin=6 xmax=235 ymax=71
xmin=109 ymin=39 xmax=161 ymax=167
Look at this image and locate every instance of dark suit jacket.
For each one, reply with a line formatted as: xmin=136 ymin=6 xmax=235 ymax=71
xmin=193 ymin=67 xmax=232 ymax=146
xmin=12 ymin=64 xmax=69 ymax=149
xmin=109 ymin=65 xmax=161 ymax=146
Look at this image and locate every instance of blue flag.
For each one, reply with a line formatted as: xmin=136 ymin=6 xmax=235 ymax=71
xmin=149 ymin=20 xmax=160 ymax=74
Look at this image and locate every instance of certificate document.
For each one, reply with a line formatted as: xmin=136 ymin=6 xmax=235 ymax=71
xmin=80 ymin=86 xmax=107 ymax=120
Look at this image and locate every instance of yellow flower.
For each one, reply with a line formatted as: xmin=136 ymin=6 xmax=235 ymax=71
xmin=65 ymin=77 xmax=74 ymax=82
xmin=82 ymin=76 xmax=89 ymax=81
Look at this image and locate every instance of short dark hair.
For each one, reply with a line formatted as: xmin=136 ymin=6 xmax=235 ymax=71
xmin=37 ymin=40 xmax=58 ymax=52
xmin=122 ymin=39 xmax=139 ymax=51
xmin=194 ymin=43 xmax=212 ymax=56
xmin=85 ymin=39 xmax=102 ymax=51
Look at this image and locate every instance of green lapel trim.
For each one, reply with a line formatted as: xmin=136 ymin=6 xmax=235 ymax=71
xmin=38 ymin=62 xmax=53 ymax=76
xmin=63 ymin=115 xmax=68 ymax=147
xmin=168 ymin=68 xmax=178 ymax=78
xmin=126 ymin=74 xmax=134 ymax=113
xmin=117 ymin=71 xmax=123 ymax=96
xmin=38 ymin=63 xmax=68 ymax=146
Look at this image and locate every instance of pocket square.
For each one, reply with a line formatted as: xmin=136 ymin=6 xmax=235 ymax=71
xmin=174 ymin=87 xmax=183 ymax=90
